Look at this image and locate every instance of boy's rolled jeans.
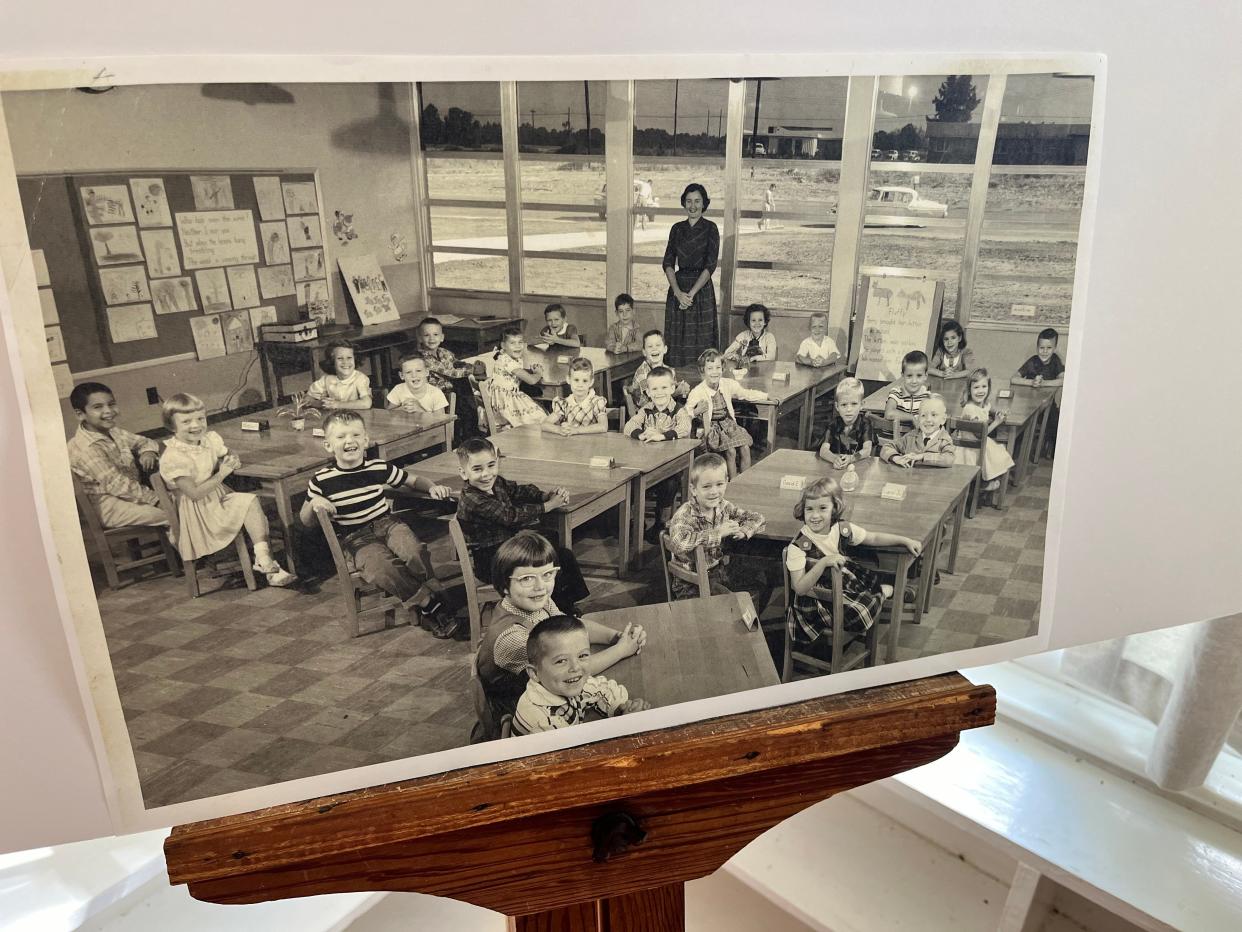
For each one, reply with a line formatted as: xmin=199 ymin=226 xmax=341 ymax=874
xmin=341 ymin=514 xmax=438 ymax=608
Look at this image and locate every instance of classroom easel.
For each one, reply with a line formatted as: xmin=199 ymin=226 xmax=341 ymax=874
xmin=165 ymin=673 xmax=994 ymax=930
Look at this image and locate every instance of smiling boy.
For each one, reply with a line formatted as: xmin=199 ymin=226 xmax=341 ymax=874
xmin=67 ymin=381 xmax=166 ymax=528
xmin=301 ymin=411 xmax=459 ymax=637
xmin=624 ymin=329 xmax=691 ymax=410
xmin=884 ymin=350 xmax=932 ymax=419
xmin=622 ymin=367 xmax=692 ymax=542
xmin=880 ymin=394 xmax=956 ymax=468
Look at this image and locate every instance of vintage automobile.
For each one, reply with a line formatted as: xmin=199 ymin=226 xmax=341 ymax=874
xmin=595 ymin=180 xmax=659 ymax=221
xmin=863 ymin=185 xmax=949 ymax=225
xmin=902 ymin=149 xmax=923 ymax=162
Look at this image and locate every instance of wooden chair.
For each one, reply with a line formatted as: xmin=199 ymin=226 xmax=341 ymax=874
xmin=314 ymin=507 xmax=407 ymax=637
xmin=476 ymin=378 xmax=507 ymax=436
xmin=149 ymin=473 xmax=257 ymax=599
xmin=605 ymin=406 xmax=624 ymax=431
xmin=867 ymin=411 xmax=912 ymax=449
xmin=658 ymin=531 xmax=711 ymax=601
xmin=448 ymin=517 xmax=501 ymax=648
xmin=72 ymin=476 xmax=179 ymax=591
xmin=946 ymin=415 xmax=989 ymax=517
xmin=781 ymin=560 xmax=879 ymax=681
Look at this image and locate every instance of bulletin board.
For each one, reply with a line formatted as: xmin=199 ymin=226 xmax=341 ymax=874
xmin=848 ymin=274 xmax=944 ymax=382
xmin=16 ymin=170 xmax=331 ymax=373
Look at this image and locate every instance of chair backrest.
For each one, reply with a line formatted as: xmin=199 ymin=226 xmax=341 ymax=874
xmin=946 ymin=415 xmax=986 ymax=451
xmin=147 ymin=472 xmax=183 ymax=541
xmin=314 ymin=506 xmax=356 ymax=582
xmin=781 ymin=553 xmax=849 ymax=679
xmin=658 ymin=531 xmax=711 ymax=600
xmin=476 ymin=378 xmax=507 ymax=435
xmin=71 ymin=474 xmax=109 ymax=542
xmin=605 ymin=406 xmax=623 ymax=431
xmin=867 ymin=412 xmax=912 ymax=448
xmin=449 ymin=516 xmax=498 ymax=647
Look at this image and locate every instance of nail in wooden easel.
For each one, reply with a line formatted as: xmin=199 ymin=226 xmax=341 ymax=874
xmin=165 ymin=672 xmax=994 ymax=930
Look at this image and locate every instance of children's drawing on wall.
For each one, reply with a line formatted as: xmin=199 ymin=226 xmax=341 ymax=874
xmin=257 ymin=264 xmax=295 ymax=299
xmin=253 ymin=176 xmax=286 ymax=221
xmin=281 ymin=181 xmax=318 ymax=216
xmin=89 ymin=226 xmax=143 ymax=266
xmin=338 ymin=255 xmax=400 ymax=324
xmin=190 ymin=175 xmax=235 ymax=211
xmin=332 ymin=210 xmax=357 ymax=245
xmin=45 ymin=326 xmax=66 ymax=364
xmin=140 ymin=228 xmax=182 ymax=278
xmin=292 ymin=248 xmax=325 ymax=282
xmin=225 ymin=265 xmax=260 ymax=309
xmin=80 ymin=185 xmax=135 ymax=225
xmin=287 ymin=215 xmax=322 ymax=249
xmin=189 ymin=313 xmax=226 ymax=360
xmin=248 ymin=305 xmax=278 ymax=342
xmin=128 ymin=178 xmax=173 ymax=227
xmin=105 ymin=303 xmax=157 ymax=343
xmin=260 ymin=221 xmax=291 ymax=265
xmin=99 ymin=266 xmax=151 ymax=306
xmin=219 ymin=310 xmax=255 ymax=355
xmin=389 ymin=232 xmax=408 ymax=262
xmin=296 ymin=279 xmax=331 ymax=326
xmin=194 ymin=268 xmax=232 ymax=312
xmin=150 ymin=277 xmax=197 ymax=315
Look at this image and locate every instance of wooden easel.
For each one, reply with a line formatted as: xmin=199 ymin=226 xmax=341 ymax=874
xmin=165 ymin=673 xmax=994 ymax=930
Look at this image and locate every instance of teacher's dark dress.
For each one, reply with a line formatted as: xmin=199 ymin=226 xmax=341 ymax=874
xmin=662 ymin=218 xmax=720 ymax=367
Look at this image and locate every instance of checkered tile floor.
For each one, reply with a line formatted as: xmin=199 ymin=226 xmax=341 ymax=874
xmin=90 ymin=449 xmax=1049 ymax=809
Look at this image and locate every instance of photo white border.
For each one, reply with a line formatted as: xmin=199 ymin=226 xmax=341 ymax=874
xmin=0 ymin=51 xmax=1102 ymax=834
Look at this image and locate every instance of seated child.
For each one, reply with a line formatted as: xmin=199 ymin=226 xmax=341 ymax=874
xmin=67 ymin=381 xmax=167 ymax=529
xmin=880 ymin=394 xmax=956 ymax=468
xmin=538 ymin=303 xmax=581 ymax=349
xmin=723 ymin=303 xmax=777 ymax=363
xmin=302 ymin=411 xmax=457 ymax=636
xmin=386 ymin=355 xmax=449 ymax=414
xmin=475 ymin=531 xmax=646 ymax=735
xmin=956 ymin=368 xmax=1015 ymax=503
xmin=488 ymin=326 xmax=547 ymax=428
xmin=455 ymin=437 xmax=590 ymax=610
xmin=308 ymin=340 xmax=372 ymax=410
xmin=624 ymin=330 xmax=691 ymax=412
xmin=795 ymin=312 xmax=842 ymax=368
xmin=543 ymin=357 xmax=608 ymax=436
xmin=786 ymin=477 xmax=921 ymax=651
xmin=605 ymin=293 xmax=643 ymax=354
xmin=884 ymin=350 xmax=932 ymax=419
xmin=622 ymin=367 xmax=693 ymax=542
xmin=666 ymin=452 xmax=778 ymax=612
xmin=418 ymin=316 xmax=482 ymax=443
xmin=1012 ymin=327 xmax=1065 ymax=458
xmin=686 ymin=348 xmax=770 ymax=477
xmin=928 ymin=320 xmax=976 ymax=380
xmin=815 ymin=377 xmax=876 ymax=468
xmin=159 ymin=393 xmax=295 ymax=586
xmin=512 ymin=615 xmax=650 ymax=735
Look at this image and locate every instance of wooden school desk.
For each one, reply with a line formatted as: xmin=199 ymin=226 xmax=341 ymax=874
xmin=434 ymin=314 xmax=523 ymax=356
xmin=513 ymin=344 xmax=644 ymax=407
xmin=726 ymin=450 xmax=978 ymax=662
xmin=213 ymin=408 xmax=455 ymax=572
xmin=861 ymin=378 xmax=1057 ymax=487
xmin=488 ymin=425 xmax=703 ymax=567
xmin=676 ymin=360 xmax=844 ymax=453
xmin=257 ymin=319 xmax=422 ymax=404
xmin=582 ymin=592 xmax=781 ymax=704
xmin=414 ymin=450 xmax=636 ymax=577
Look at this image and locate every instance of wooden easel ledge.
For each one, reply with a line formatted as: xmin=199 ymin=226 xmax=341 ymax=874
xmin=166 ymin=672 xmax=994 ymax=925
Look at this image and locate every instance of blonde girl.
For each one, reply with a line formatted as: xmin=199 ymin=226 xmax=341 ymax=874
xmin=158 ymin=394 xmax=295 ymax=586
xmin=956 ymin=368 xmax=1015 ymax=503
xmin=488 ymin=325 xmax=547 ymax=428
xmin=785 ymin=477 xmax=919 ymax=651
xmin=308 ymin=340 xmax=372 ymax=409
xmin=685 ymin=348 xmax=770 ymax=477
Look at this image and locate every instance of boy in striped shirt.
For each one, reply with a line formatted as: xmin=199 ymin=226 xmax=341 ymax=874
xmin=300 ymin=411 xmax=458 ymax=636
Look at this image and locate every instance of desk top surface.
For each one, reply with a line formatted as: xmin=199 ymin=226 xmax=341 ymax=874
xmin=413 ymin=449 xmax=638 ymax=508
xmin=581 ymin=592 xmax=781 ymax=706
xmin=490 ymin=425 xmax=701 ymax=473
xmin=862 ymin=377 xmax=1056 ymax=425
xmin=726 ymin=449 xmax=977 ymax=542
xmin=465 ymin=345 xmax=643 ymax=385
xmin=214 ymin=407 xmax=453 ymax=480
xmin=675 ymin=360 xmax=844 ymax=407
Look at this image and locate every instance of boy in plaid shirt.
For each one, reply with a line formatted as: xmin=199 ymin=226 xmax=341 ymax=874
xmin=417 ymin=316 xmax=482 ymax=443
xmin=455 ymin=437 xmax=590 ymax=611
xmin=543 ymin=357 xmax=608 ymax=436
xmin=623 ymin=367 xmax=693 ymax=543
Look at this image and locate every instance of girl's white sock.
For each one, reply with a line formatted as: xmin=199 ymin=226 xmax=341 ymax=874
xmin=253 ymin=540 xmax=273 ymax=566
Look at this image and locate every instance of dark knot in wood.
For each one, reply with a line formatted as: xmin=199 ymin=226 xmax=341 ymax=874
xmin=591 ymin=811 xmax=647 ymax=863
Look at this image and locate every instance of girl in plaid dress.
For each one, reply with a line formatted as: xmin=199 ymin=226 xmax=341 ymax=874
xmin=686 ymin=349 xmax=769 ymax=477
xmin=785 ymin=477 xmax=920 ymax=650
xmin=544 ymin=357 xmax=608 ymax=436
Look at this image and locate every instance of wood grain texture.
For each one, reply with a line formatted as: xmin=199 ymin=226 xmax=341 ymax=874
xmin=166 ymin=673 xmax=994 ymax=916
xmin=507 ymin=886 xmax=683 ymax=932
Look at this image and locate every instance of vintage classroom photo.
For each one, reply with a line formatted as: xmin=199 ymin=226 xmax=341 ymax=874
xmin=0 ymin=64 xmax=1097 ymax=821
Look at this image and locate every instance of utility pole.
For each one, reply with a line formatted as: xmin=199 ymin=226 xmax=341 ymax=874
xmin=672 ymin=79 xmax=679 ymax=156
xmin=584 ymin=81 xmax=592 ymax=155
xmin=751 ymin=79 xmax=764 ymax=157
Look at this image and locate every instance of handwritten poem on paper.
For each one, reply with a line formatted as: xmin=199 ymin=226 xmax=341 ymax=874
xmin=855 ymin=276 xmax=937 ymax=382
xmin=175 ymin=210 xmax=260 ymax=270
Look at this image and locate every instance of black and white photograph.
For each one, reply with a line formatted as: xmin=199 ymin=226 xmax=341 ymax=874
xmin=2 ymin=63 xmax=1100 ymax=824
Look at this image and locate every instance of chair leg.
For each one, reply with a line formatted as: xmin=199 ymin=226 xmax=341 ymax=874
xmin=185 ymin=557 xmax=201 ymax=598
xmin=236 ymin=536 xmax=258 ymax=591
xmin=100 ymin=544 xmax=124 ymax=592
xmin=160 ymin=531 xmax=182 ymax=577
xmin=966 ymin=475 xmax=979 ymax=519
xmin=340 ymin=585 xmax=361 ymax=638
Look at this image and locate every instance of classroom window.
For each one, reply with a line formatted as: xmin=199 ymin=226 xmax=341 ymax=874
xmin=970 ymin=74 xmax=1093 ymax=327
xmin=419 ymin=82 xmax=509 ymax=293
xmin=734 ymin=76 xmax=847 ymax=313
xmin=517 ymin=82 xmax=607 ymax=299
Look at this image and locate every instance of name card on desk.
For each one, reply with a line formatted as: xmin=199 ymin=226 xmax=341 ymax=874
xmin=312 ymin=427 xmax=325 ymax=438
xmin=740 ymin=603 xmax=759 ymax=630
xmin=880 ymin=483 xmax=908 ymax=501
xmin=998 ymin=389 xmax=1013 ymax=400
xmin=589 ymin=455 xmax=615 ymax=469
xmin=557 ymin=355 xmax=572 ymax=364
xmin=240 ymin=419 xmax=269 ymax=432
xmin=772 ymin=370 xmax=790 ymax=382
xmin=779 ymin=474 xmax=806 ymax=491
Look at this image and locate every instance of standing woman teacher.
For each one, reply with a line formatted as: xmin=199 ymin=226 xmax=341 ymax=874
xmin=662 ymin=183 xmax=720 ymax=367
